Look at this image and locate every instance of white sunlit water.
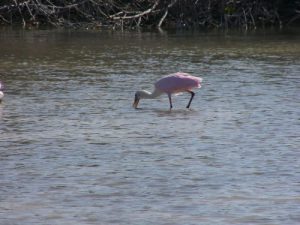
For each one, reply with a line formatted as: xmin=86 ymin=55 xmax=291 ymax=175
xmin=0 ymin=29 xmax=299 ymax=225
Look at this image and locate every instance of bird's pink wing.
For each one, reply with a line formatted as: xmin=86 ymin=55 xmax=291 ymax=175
xmin=155 ymin=72 xmax=202 ymax=93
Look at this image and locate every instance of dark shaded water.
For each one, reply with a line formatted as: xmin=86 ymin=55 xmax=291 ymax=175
xmin=0 ymin=29 xmax=299 ymax=225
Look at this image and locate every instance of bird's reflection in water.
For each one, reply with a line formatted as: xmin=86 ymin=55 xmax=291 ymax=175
xmin=153 ymin=108 xmax=200 ymax=118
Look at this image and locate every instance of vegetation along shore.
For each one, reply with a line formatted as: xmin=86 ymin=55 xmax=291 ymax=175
xmin=0 ymin=0 xmax=299 ymax=30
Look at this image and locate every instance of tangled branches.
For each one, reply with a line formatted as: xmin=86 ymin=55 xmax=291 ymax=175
xmin=0 ymin=0 xmax=111 ymax=28
xmin=0 ymin=0 xmax=299 ymax=29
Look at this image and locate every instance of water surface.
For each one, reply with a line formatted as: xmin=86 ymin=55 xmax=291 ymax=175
xmin=0 ymin=29 xmax=299 ymax=225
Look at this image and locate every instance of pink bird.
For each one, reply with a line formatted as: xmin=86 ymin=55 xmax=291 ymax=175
xmin=133 ymin=72 xmax=203 ymax=109
xmin=0 ymin=81 xmax=4 ymax=103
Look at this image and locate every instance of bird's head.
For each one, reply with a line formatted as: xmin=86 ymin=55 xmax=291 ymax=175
xmin=133 ymin=90 xmax=154 ymax=109
xmin=132 ymin=91 xmax=142 ymax=109
xmin=132 ymin=90 xmax=150 ymax=109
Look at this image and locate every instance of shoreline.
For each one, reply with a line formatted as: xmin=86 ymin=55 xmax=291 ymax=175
xmin=0 ymin=1 xmax=299 ymax=31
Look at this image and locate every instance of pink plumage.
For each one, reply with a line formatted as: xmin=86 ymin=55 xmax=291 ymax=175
xmin=155 ymin=72 xmax=202 ymax=93
xmin=133 ymin=72 xmax=203 ymax=109
xmin=0 ymin=81 xmax=3 ymax=102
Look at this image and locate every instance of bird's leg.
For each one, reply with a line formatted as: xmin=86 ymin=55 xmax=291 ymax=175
xmin=168 ymin=93 xmax=173 ymax=109
xmin=186 ymin=91 xmax=195 ymax=108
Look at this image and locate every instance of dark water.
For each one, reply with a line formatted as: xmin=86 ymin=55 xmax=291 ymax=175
xmin=0 ymin=29 xmax=299 ymax=225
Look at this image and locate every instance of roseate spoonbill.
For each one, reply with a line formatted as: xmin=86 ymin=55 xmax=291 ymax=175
xmin=133 ymin=72 xmax=202 ymax=109
xmin=0 ymin=81 xmax=4 ymax=103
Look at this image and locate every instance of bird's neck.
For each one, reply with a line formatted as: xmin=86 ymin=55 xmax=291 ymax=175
xmin=141 ymin=89 xmax=162 ymax=99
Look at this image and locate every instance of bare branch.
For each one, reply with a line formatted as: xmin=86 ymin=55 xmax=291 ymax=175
xmin=158 ymin=9 xmax=168 ymax=28
xmin=110 ymin=0 xmax=160 ymax=20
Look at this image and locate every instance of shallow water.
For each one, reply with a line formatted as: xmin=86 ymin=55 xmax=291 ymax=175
xmin=0 ymin=29 xmax=299 ymax=225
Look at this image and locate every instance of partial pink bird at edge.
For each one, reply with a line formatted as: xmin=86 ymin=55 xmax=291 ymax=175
xmin=133 ymin=72 xmax=203 ymax=109
xmin=0 ymin=81 xmax=4 ymax=102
